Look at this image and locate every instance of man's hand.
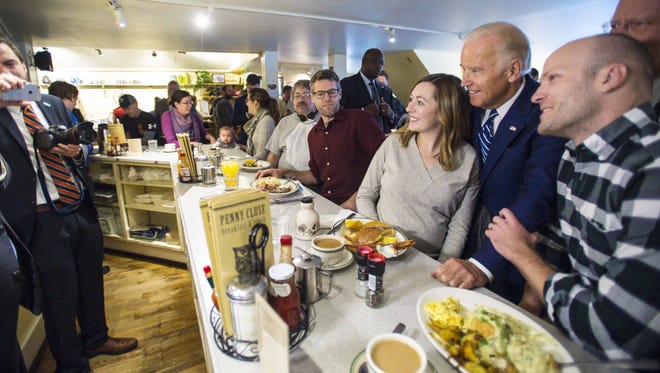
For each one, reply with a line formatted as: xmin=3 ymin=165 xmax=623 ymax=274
xmin=50 ymin=144 xmax=83 ymax=159
xmin=0 ymin=73 xmax=28 ymax=108
xmin=363 ymin=102 xmax=379 ymax=116
xmin=255 ymin=168 xmax=286 ymax=179
xmin=431 ymin=258 xmax=489 ymax=289
xmin=485 ymin=208 xmax=539 ymax=262
xmin=378 ymin=98 xmax=394 ymax=119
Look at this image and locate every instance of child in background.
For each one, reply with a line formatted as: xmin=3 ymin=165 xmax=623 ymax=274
xmin=214 ymin=126 xmax=241 ymax=149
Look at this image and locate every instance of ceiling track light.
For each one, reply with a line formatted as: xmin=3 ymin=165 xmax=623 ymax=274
xmin=385 ymin=27 xmax=396 ymax=43
xmin=152 ymin=50 xmax=157 ymax=57
xmin=108 ymin=0 xmax=127 ymax=28
xmin=94 ymin=48 xmax=103 ymax=56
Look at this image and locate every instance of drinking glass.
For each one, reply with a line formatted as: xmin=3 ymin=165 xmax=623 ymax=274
xmin=148 ymin=139 xmax=158 ymax=152
xmin=221 ymin=160 xmax=239 ymax=188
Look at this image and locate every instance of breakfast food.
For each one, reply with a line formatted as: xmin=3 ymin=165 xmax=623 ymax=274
xmin=341 ymin=219 xmax=415 ymax=256
xmin=243 ymin=159 xmax=258 ymax=167
xmin=253 ymin=177 xmax=295 ymax=194
xmin=424 ymin=297 xmax=559 ymax=373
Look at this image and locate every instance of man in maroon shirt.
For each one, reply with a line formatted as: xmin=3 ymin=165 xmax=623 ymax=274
xmin=257 ymin=69 xmax=384 ymax=210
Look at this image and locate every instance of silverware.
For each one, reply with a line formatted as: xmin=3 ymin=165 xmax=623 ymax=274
xmin=559 ymin=358 xmax=659 ymax=370
xmin=358 ymin=323 xmax=406 ymax=373
xmin=328 ymin=212 xmax=356 ymax=235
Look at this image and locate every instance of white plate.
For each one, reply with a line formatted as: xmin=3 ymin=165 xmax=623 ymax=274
xmin=321 ymin=249 xmax=354 ymax=271
xmin=250 ymin=177 xmax=298 ymax=197
xmin=240 ymin=159 xmax=271 ymax=171
xmin=416 ymin=287 xmax=576 ymax=373
xmin=338 ymin=218 xmax=409 ymax=258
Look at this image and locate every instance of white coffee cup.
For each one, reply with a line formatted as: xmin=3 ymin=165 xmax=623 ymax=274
xmin=366 ymin=333 xmax=427 ymax=373
xmin=164 ymin=143 xmax=176 ymax=152
xmin=310 ymin=234 xmax=345 ymax=265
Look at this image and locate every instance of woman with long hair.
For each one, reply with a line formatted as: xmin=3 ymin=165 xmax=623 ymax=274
xmin=356 ymin=74 xmax=479 ymax=262
xmin=244 ymin=88 xmax=280 ymax=160
xmin=161 ymin=89 xmax=216 ymax=148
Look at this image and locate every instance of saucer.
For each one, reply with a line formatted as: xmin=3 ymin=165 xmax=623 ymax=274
xmin=320 ymin=249 xmax=354 ymax=271
xmin=350 ymin=349 xmax=438 ymax=373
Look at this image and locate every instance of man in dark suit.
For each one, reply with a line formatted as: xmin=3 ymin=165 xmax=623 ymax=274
xmin=0 ymin=37 xmax=136 ymax=372
xmin=431 ymin=23 xmax=566 ymax=306
xmin=340 ymin=48 xmax=399 ymax=133
xmin=231 ymin=73 xmax=261 ymax=145
xmin=0 ymin=153 xmax=41 ymax=373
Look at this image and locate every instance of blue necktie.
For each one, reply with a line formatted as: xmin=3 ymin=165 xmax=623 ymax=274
xmin=478 ymin=109 xmax=498 ymax=165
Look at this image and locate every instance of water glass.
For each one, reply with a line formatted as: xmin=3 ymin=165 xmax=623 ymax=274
xmin=148 ymin=139 xmax=158 ymax=152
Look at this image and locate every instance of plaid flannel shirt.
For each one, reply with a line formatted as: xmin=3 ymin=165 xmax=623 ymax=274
xmin=543 ymin=104 xmax=660 ymax=359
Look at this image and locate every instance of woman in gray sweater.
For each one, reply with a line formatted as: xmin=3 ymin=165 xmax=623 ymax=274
xmin=356 ymin=74 xmax=479 ymax=262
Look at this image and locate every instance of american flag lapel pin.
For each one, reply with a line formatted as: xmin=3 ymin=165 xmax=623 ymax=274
xmin=509 ymin=126 xmax=517 ymax=132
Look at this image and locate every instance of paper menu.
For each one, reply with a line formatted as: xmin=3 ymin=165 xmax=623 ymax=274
xmin=200 ymin=189 xmax=275 ymax=337
xmin=256 ymin=293 xmax=289 ymax=373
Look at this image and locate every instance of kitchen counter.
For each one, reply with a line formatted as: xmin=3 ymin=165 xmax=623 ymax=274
xmin=175 ymin=170 xmax=598 ymax=372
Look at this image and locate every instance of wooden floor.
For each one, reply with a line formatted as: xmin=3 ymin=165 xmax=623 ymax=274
xmin=32 ymin=251 xmax=207 ymax=373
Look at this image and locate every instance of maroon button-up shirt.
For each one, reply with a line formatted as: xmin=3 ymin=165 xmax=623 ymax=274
xmin=307 ymin=108 xmax=385 ymax=205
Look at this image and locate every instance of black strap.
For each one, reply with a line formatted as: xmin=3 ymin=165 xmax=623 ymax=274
xmin=32 ymin=141 xmax=84 ymax=214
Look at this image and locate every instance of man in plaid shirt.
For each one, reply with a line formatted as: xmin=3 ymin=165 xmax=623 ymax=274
xmin=486 ymin=34 xmax=659 ymax=359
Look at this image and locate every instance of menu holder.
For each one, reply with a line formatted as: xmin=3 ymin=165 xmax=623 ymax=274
xmin=201 ymin=190 xmax=275 ymax=337
xmin=176 ymin=133 xmax=199 ymax=180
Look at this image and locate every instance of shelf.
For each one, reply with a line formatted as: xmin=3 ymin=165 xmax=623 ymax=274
xmin=94 ymin=201 xmax=119 ymax=208
xmin=125 ymin=237 xmax=181 ymax=250
xmin=121 ymin=180 xmax=173 ymax=188
xmin=125 ymin=202 xmax=176 ymax=214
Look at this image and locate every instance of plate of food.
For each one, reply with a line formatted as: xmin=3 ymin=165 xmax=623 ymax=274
xmin=240 ymin=159 xmax=271 ymax=171
xmin=337 ymin=218 xmax=415 ymax=258
xmin=250 ymin=176 xmax=298 ymax=197
xmin=416 ymin=287 xmax=575 ymax=373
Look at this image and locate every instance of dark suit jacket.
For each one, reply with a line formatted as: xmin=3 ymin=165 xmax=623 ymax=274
xmin=0 ymin=94 xmax=92 ymax=245
xmin=340 ymin=73 xmax=399 ymax=133
xmin=0 ymin=154 xmax=41 ymax=315
xmin=231 ymin=94 xmax=249 ymax=144
xmin=470 ymin=76 xmax=566 ymax=293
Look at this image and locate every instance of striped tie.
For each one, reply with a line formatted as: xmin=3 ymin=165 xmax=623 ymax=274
xmin=22 ymin=104 xmax=82 ymax=206
xmin=478 ymin=109 xmax=498 ymax=165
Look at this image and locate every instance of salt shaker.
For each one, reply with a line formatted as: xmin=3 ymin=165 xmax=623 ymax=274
xmin=295 ymin=197 xmax=319 ymax=240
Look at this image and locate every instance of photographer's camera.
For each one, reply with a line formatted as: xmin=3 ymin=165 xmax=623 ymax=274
xmin=34 ymin=121 xmax=97 ymax=151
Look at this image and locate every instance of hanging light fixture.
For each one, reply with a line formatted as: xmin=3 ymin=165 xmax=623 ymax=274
xmin=388 ymin=28 xmax=396 ymax=43
xmin=94 ymin=48 xmax=103 ymax=56
xmin=108 ymin=0 xmax=127 ymax=28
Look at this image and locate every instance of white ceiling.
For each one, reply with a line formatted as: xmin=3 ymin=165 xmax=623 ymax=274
xmin=0 ymin=0 xmax=617 ymax=72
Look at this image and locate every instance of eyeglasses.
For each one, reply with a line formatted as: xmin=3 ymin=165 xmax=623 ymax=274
xmin=602 ymin=19 xmax=655 ymax=33
xmin=293 ymin=92 xmax=312 ymax=99
xmin=312 ymin=89 xmax=339 ymax=99
xmin=179 ymin=100 xmax=193 ymax=106
xmin=365 ymin=58 xmax=385 ymax=66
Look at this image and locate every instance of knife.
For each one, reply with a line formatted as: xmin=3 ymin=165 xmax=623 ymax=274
xmin=327 ymin=212 xmax=356 ymax=235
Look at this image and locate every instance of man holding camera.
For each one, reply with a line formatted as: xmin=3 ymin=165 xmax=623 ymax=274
xmin=0 ymin=37 xmax=137 ymax=372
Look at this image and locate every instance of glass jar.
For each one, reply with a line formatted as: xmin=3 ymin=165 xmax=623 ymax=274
xmin=267 ymin=263 xmax=301 ymax=330
xmin=295 ymin=196 xmax=319 ymax=240
xmin=226 ymin=275 xmax=268 ymax=342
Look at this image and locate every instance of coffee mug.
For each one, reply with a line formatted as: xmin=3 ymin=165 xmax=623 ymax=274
xmin=310 ymin=234 xmax=344 ymax=265
xmin=366 ymin=333 xmax=427 ymax=373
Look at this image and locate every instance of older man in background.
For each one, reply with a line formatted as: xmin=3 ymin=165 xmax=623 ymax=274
xmin=432 ymin=22 xmax=566 ymax=305
xmin=487 ymin=34 xmax=659 ymax=360
xmin=607 ymin=0 xmax=660 ymax=115
xmin=263 ymin=79 xmax=320 ymax=170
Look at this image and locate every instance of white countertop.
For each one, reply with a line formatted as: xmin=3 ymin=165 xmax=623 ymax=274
xmin=174 ymin=167 xmax=597 ymax=373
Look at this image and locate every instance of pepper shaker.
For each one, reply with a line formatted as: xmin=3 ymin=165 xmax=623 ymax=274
xmin=366 ymin=253 xmax=386 ymax=308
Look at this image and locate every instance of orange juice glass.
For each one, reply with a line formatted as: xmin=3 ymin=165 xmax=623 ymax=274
xmin=221 ymin=160 xmax=240 ymax=188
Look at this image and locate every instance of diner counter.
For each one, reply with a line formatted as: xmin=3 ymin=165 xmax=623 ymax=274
xmin=174 ymin=167 xmax=598 ymax=372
